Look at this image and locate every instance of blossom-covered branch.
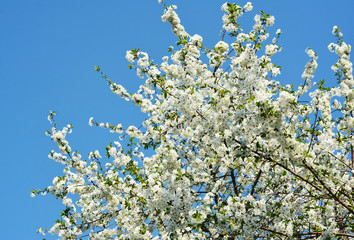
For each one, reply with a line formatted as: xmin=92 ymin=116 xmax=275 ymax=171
xmin=34 ymin=1 xmax=354 ymax=239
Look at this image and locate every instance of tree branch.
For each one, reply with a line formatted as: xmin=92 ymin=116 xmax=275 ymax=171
xmin=251 ymin=170 xmax=262 ymax=195
xmin=230 ymin=169 xmax=239 ymax=196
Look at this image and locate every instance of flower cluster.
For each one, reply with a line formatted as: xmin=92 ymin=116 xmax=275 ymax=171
xmin=35 ymin=1 xmax=354 ymax=239
xmin=161 ymin=5 xmax=188 ymax=37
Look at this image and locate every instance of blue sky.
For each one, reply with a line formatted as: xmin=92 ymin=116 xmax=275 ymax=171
xmin=1 ymin=0 xmax=353 ymax=239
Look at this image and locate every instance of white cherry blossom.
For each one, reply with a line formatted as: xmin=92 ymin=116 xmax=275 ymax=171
xmin=34 ymin=2 xmax=354 ymax=239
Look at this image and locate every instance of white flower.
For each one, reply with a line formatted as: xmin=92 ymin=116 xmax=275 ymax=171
xmin=243 ymin=2 xmax=253 ymax=12
xmin=265 ymin=44 xmax=278 ymax=56
xmin=328 ymin=43 xmax=336 ymax=52
xmin=266 ymin=16 xmax=275 ymax=27
xmin=126 ymin=50 xmax=134 ymax=63
xmin=52 ymin=131 xmax=64 ymax=142
xmin=89 ymin=117 xmax=94 ymax=126
xmin=215 ymin=41 xmax=229 ymax=54
xmin=161 ymin=8 xmax=178 ymax=25
xmin=271 ymin=66 xmax=281 ymax=76
xmin=306 ymin=48 xmax=317 ymax=59
xmin=94 ymin=150 xmax=101 ymax=158
xmin=331 ymin=64 xmax=339 ymax=72
xmin=108 ymin=147 xmax=117 ymax=157
xmin=253 ymin=14 xmax=262 ymax=30
xmin=221 ymin=3 xmax=228 ymax=12
xmin=191 ymin=34 xmax=203 ymax=47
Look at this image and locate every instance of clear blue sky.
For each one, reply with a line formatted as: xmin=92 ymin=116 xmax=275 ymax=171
xmin=1 ymin=0 xmax=353 ymax=239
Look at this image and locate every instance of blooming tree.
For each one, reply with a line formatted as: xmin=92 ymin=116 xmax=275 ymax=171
xmin=33 ymin=1 xmax=354 ymax=239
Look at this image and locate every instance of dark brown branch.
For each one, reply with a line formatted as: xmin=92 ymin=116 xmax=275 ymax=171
xmin=230 ymin=169 xmax=239 ymax=196
xmin=196 ymin=109 xmax=206 ymax=120
xmin=261 ymin=227 xmax=287 ymax=236
xmin=328 ymin=151 xmax=352 ymax=170
xmin=251 ymin=170 xmax=262 ymax=195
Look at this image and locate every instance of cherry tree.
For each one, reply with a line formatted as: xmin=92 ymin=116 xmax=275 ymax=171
xmin=33 ymin=1 xmax=354 ymax=239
